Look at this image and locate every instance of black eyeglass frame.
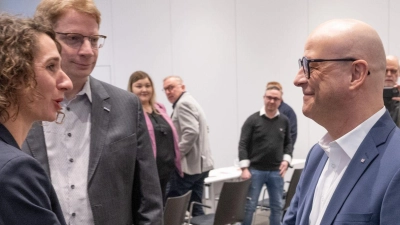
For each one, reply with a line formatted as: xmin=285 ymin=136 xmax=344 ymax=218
xmin=55 ymin=32 xmax=107 ymax=49
xmin=298 ymin=57 xmax=370 ymax=79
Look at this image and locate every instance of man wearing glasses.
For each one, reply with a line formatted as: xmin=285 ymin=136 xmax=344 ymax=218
xmin=239 ymin=86 xmax=292 ymax=225
xmin=22 ymin=1 xmax=163 ymax=225
xmin=163 ymin=76 xmax=214 ymax=217
xmin=383 ymin=55 xmax=400 ymax=126
xmin=283 ymin=19 xmax=400 ymax=225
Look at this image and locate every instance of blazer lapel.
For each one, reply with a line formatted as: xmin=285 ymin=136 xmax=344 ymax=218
xmin=299 ymin=149 xmax=328 ymax=225
xmin=87 ymin=77 xmax=110 ymax=184
xmin=320 ymin=113 xmax=394 ymax=224
xmin=24 ymin=122 xmax=51 ymax=177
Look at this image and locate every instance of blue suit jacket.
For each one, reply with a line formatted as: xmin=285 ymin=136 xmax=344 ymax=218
xmin=283 ymin=111 xmax=400 ymax=225
xmin=0 ymin=124 xmax=66 ymax=225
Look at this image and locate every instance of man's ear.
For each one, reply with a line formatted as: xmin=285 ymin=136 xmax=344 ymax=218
xmin=350 ymin=60 xmax=369 ymax=90
xmin=181 ymin=84 xmax=186 ymax=91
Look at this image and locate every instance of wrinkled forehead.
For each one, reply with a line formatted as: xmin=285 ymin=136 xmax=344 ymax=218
xmin=386 ymin=57 xmax=400 ymax=68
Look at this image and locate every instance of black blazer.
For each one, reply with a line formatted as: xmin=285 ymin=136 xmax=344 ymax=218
xmin=0 ymin=124 xmax=66 ymax=225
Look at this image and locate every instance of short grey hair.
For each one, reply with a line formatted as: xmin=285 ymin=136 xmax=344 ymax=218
xmin=163 ymin=75 xmax=183 ymax=84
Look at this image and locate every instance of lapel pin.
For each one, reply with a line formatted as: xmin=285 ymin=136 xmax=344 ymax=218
xmin=103 ymin=107 xmax=110 ymax=112
xmin=361 ymin=158 xmax=366 ymax=163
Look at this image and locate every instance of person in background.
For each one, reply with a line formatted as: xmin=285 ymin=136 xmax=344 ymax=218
xmin=128 ymin=70 xmax=183 ymax=204
xmin=283 ymin=19 xmax=400 ymax=225
xmin=22 ymin=1 xmax=163 ymax=224
xmin=239 ymin=86 xmax=292 ymax=225
xmin=163 ymin=76 xmax=214 ymax=216
xmin=267 ymin=81 xmax=298 ymax=146
xmin=0 ymin=13 xmax=72 ymax=224
xmin=383 ymin=55 xmax=400 ymax=126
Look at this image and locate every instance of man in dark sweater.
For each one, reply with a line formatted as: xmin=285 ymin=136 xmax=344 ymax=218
xmin=239 ymin=86 xmax=293 ymax=225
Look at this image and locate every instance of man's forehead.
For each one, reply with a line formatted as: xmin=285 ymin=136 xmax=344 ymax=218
xmin=387 ymin=57 xmax=399 ymax=67
xmin=164 ymin=78 xmax=179 ymax=85
xmin=304 ymin=33 xmax=344 ymax=59
xmin=266 ymin=89 xmax=281 ymax=97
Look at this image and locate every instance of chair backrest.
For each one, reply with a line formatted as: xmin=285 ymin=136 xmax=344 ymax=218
xmin=164 ymin=190 xmax=192 ymax=225
xmin=213 ymin=179 xmax=251 ymax=225
xmin=283 ymin=168 xmax=303 ymax=210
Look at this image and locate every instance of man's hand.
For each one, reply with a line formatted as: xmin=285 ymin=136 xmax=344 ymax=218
xmin=241 ymin=168 xmax=252 ymax=180
xmin=392 ymin=85 xmax=400 ymax=102
xmin=279 ymin=161 xmax=289 ymax=178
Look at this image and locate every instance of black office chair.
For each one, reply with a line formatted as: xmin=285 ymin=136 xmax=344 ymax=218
xmin=282 ymin=168 xmax=303 ymax=217
xmin=188 ymin=178 xmax=251 ymax=225
xmin=253 ymin=168 xmax=303 ymax=223
xmin=164 ymin=190 xmax=192 ymax=225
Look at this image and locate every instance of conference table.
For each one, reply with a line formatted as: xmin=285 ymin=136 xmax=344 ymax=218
xmin=203 ymin=158 xmax=306 ymax=212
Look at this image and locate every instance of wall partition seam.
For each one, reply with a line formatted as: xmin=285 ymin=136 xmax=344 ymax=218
xmin=169 ymin=0 xmax=174 ymax=75
xmin=234 ymin=0 xmax=239 ymax=144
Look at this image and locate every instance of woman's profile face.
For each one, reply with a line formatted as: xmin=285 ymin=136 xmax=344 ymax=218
xmin=20 ymin=33 xmax=72 ymax=123
xmin=131 ymin=78 xmax=153 ymax=104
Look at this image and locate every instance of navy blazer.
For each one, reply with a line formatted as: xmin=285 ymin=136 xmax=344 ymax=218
xmin=0 ymin=124 xmax=66 ymax=225
xmin=283 ymin=111 xmax=400 ymax=225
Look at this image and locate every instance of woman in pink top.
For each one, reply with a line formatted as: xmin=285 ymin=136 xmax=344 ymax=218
xmin=128 ymin=71 xmax=182 ymax=204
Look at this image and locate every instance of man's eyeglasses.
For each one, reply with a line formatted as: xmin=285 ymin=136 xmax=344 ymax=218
xmin=162 ymin=84 xmax=181 ymax=92
xmin=56 ymin=32 xmax=107 ymax=49
xmin=386 ymin=69 xmax=398 ymax=75
xmin=298 ymin=57 xmax=370 ymax=79
xmin=264 ymin=96 xmax=281 ymax=102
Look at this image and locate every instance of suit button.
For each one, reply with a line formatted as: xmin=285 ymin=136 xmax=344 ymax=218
xmin=71 ymin=185 xmax=75 ymax=189
xmin=67 ymin=133 xmax=72 ymax=137
xmin=72 ymin=213 xmax=76 ymax=217
xmin=69 ymin=158 xmax=74 ymax=162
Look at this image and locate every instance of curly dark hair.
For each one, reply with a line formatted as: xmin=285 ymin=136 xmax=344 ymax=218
xmin=0 ymin=13 xmax=61 ymax=122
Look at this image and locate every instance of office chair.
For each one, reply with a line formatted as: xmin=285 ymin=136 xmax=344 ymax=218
xmin=164 ymin=190 xmax=192 ymax=225
xmin=188 ymin=178 xmax=251 ymax=225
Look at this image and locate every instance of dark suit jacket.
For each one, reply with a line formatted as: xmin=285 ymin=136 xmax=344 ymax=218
xmin=22 ymin=77 xmax=163 ymax=225
xmin=279 ymin=101 xmax=297 ymax=145
xmin=0 ymin=124 xmax=66 ymax=225
xmin=283 ymin=111 xmax=400 ymax=225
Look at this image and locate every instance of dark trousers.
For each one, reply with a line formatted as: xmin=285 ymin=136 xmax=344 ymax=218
xmin=167 ymin=170 xmax=209 ymax=216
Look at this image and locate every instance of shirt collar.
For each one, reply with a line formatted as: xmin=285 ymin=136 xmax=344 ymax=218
xmin=259 ymin=106 xmax=280 ymax=118
xmin=63 ymin=78 xmax=92 ymax=106
xmin=319 ymin=107 xmax=385 ymax=159
xmin=77 ymin=78 xmax=92 ymax=103
xmin=172 ymin=91 xmax=186 ymax=109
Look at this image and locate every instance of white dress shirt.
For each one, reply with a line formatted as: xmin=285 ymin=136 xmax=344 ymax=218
xmin=309 ymin=107 xmax=385 ymax=225
xmin=43 ymin=80 xmax=94 ymax=225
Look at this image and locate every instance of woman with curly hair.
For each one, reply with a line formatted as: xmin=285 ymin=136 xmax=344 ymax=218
xmin=0 ymin=14 xmax=72 ymax=224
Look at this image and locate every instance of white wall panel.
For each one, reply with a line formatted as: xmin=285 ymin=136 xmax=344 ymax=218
xmin=388 ymin=0 xmax=400 ymax=57
xmin=308 ymin=0 xmax=389 ymax=52
xmin=108 ymin=0 xmax=172 ymax=92
xmin=236 ymin=0 xmax=311 ymax=159
xmin=0 ymin=0 xmax=40 ymax=16
xmin=170 ymin=0 xmax=237 ymax=167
